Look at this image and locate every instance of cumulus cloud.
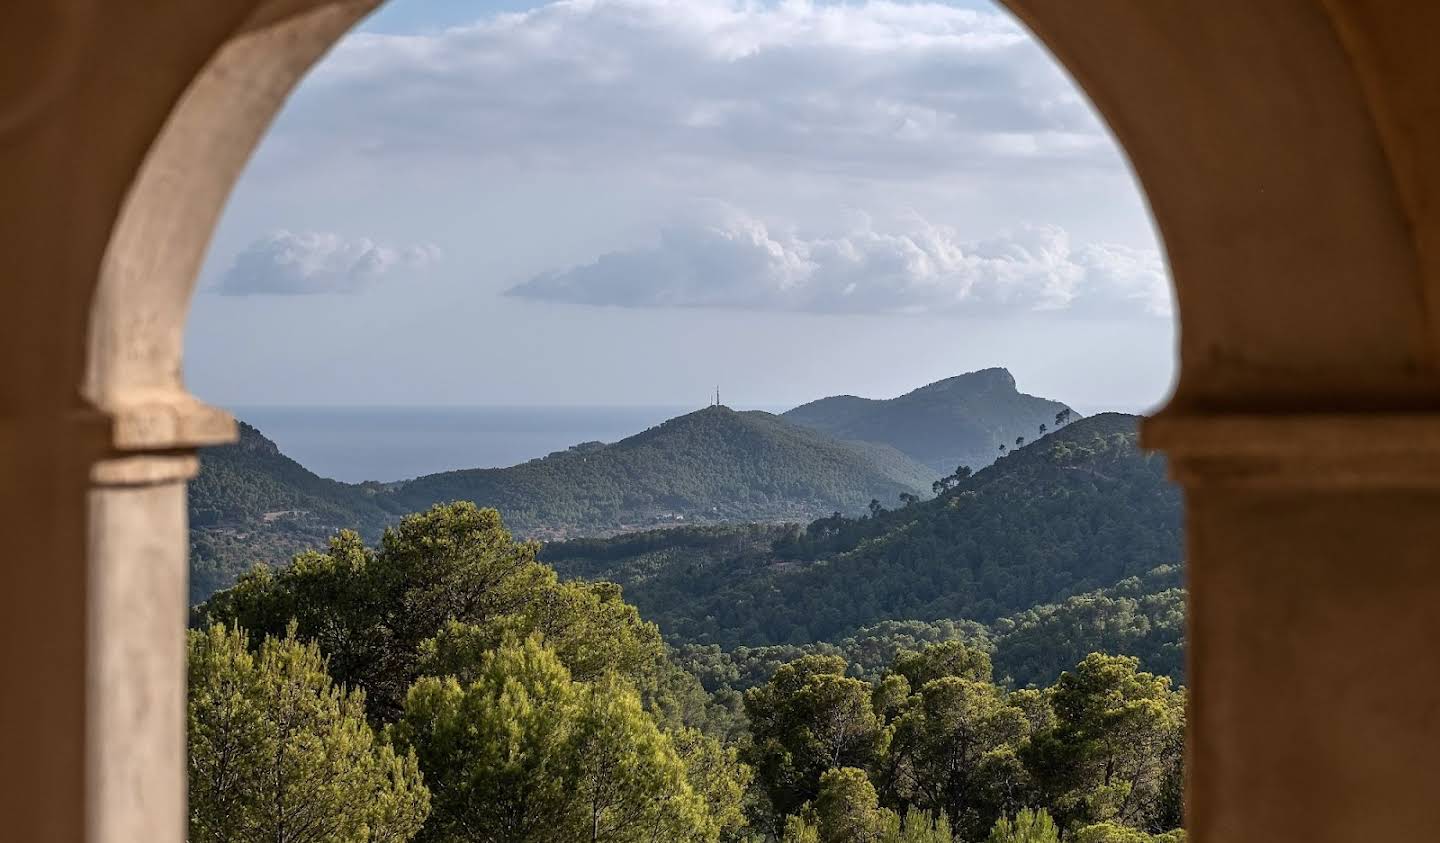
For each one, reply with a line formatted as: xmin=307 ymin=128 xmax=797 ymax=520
xmin=276 ymin=0 xmax=1112 ymax=179
xmin=506 ymin=207 xmax=1170 ymax=317
xmin=216 ymin=231 xmax=442 ymax=296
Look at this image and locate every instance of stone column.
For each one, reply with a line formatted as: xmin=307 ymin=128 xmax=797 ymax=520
xmin=86 ymin=447 xmax=215 ymax=843
xmin=0 ymin=404 xmax=228 ymax=843
xmin=1145 ymin=413 xmax=1440 ymax=842
xmin=0 ymin=3 xmax=378 ymax=838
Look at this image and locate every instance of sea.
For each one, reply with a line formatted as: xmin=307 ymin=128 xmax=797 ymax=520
xmin=232 ymin=401 xmax=1146 ymax=485
xmin=232 ymin=405 xmax=743 ymax=483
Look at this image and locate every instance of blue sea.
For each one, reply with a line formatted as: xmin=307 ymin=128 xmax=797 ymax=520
xmin=231 ymin=402 xmax=1142 ymax=485
xmin=232 ymin=405 xmax=731 ymax=483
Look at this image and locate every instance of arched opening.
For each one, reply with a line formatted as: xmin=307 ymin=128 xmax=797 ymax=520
xmin=6 ymin=1 xmax=1440 ymax=841
xmin=177 ymin=6 xmax=1180 ymax=841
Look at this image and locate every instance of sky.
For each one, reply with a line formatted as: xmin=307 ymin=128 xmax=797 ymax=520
xmin=185 ymin=0 xmax=1177 ymax=413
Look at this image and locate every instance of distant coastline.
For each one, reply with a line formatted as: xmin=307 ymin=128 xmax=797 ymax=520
xmin=228 ymin=399 xmax=1149 ymax=485
xmin=230 ymin=405 xmax=784 ymax=483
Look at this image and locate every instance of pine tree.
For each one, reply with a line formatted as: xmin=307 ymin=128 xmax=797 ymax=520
xmin=885 ymin=674 xmax=1028 ymax=839
xmin=810 ymin=767 xmax=889 ymax=843
xmin=572 ymin=675 xmax=713 ymax=842
xmin=1072 ymin=822 xmax=1157 ymax=842
xmin=1025 ymin=654 xmax=1184 ymax=832
xmin=742 ymin=656 xmax=884 ymax=820
xmin=201 ymin=502 xmax=663 ymax=720
xmin=187 ymin=624 xmax=430 ymax=843
xmin=390 ymin=637 xmax=726 ymax=842
xmin=987 ymin=808 xmax=1060 ymax=843
xmin=786 ymin=772 xmax=952 ymax=843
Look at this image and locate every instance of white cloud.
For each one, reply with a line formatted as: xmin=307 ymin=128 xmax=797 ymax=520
xmin=216 ymin=231 xmax=442 ymax=296
xmin=506 ymin=205 xmax=1170 ymax=316
xmin=272 ymin=0 xmax=1113 ymax=180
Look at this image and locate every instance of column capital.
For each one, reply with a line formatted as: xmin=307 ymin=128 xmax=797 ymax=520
xmin=1141 ymin=410 xmax=1440 ymax=489
xmin=89 ymin=391 xmax=235 ymax=487
xmin=103 ymin=391 xmax=235 ymax=452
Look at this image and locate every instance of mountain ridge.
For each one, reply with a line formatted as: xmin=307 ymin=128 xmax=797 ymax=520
xmin=189 ymin=372 xmax=1094 ymax=603
xmin=542 ymin=412 xmax=1182 ymax=647
xmin=189 ymin=405 xmax=938 ymax=601
xmin=783 ymin=367 xmax=1074 ymax=473
xmin=384 ymin=404 xmax=936 ymax=533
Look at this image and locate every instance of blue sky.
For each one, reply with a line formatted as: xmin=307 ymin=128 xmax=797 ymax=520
xmin=361 ymin=0 xmax=537 ymax=32
xmin=360 ymin=0 xmax=1001 ymax=32
xmin=186 ymin=0 xmax=1175 ymax=411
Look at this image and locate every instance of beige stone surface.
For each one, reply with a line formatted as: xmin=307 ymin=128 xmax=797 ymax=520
xmin=4 ymin=0 xmax=1440 ymax=840
xmin=1182 ymin=486 xmax=1440 ymax=841
xmin=86 ymin=482 xmax=190 ymax=843
xmin=0 ymin=2 xmax=377 ymax=840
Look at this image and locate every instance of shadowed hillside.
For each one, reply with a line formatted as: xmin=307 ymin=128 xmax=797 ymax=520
xmin=189 ymin=407 xmax=936 ymax=600
xmin=189 ymin=422 xmax=403 ymax=601
xmin=387 ymin=405 xmax=936 ymax=533
xmin=783 ymin=367 xmax=1075 ymax=473
xmin=543 ymin=413 xmax=1181 ymax=647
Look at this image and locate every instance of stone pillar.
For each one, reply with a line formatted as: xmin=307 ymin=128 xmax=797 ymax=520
xmin=0 ymin=3 xmax=376 ymax=838
xmin=87 ymin=453 xmax=205 ymax=843
xmin=1145 ymin=414 xmax=1440 ymax=841
xmin=0 ymin=404 xmax=228 ymax=843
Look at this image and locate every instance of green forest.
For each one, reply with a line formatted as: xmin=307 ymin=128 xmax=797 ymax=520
xmin=188 ymin=422 xmax=404 ymax=601
xmin=192 ymin=501 xmax=1186 ymax=842
xmin=388 ymin=407 xmax=934 ymax=535
xmin=190 ymin=407 xmax=936 ymax=601
xmin=676 ymin=564 xmax=1185 ymax=694
xmin=185 ymin=385 xmax=1189 ymax=841
xmin=188 ymin=370 xmax=1083 ymax=603
xmin=542 ymin=414 xmax=1181 ymax=649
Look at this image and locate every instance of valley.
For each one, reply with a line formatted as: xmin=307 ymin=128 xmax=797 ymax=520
xmin=188 ymin=369 xmax=1187 ymax=842
xmin=189 ymin=368 xmax=1078 ymax=601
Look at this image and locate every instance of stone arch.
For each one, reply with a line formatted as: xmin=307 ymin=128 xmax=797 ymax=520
xmin=1011 ymin=1 xmax=1432 ymax=412
xmin=4 ymin=1 xmax=1440 ymax=841
xmin=0 ymin=3 xmax=384 ymax=841
xmin=88 ymin=1 xmax=1440 ymax=440
xmin=87 ymin=0 xmax=382 ymax=472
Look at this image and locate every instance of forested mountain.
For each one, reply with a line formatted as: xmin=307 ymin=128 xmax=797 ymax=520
xmin=189 ymin=407 xmax=937 ymax=601
xmin=387 ymin=406 xmax=935 ymax=535
xmin=189 ymin=422 xmax=402 ymax=601
xmin=542 ymin=413 xmax=1182 ymax=648
xmin=193 ymin=502 xmax=1188 ymax=843
xmin=675 ymin=564 xmax=1185 ymax=696
xmin=991 ymin=563 xmax=1184 ymax=688
xmin=188 ymin=372 xmax=1087 ymax=602
xmin=782 ymin=368 xmax=1075 ymax=473
xmin=187 ymin=406 xmax=1190 ymax=842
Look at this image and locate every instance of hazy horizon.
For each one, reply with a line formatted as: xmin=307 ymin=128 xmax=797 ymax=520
xmin=233 ymin=384 xmax=1150 ymax=483
xmin=187 ymin=0 xmax=1176 ymax=412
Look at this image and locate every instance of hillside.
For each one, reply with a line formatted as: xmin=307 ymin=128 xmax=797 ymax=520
xmin=191 ymin=408 xmax=1189 ymax=840
xmin=783 ymin=367 xmax=1075 ymax=472
xmin=541 ymin=413 xmax=1182 ymax=648
xmin=673 ymin=563 xmax=1185 ymax=695
xmin=188 ymin=407 xmax=936 ymax=601
xmin=188 ymin=422 xmax=402 ymax=601
xmin=386 ymin=406 xmax=936 ymax=533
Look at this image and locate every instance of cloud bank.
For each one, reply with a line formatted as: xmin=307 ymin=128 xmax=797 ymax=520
xmin=278 ymin=0 xmax=1113 ymax=180
xmin=217 ymin=231 xmax=442 ymax=296
xmin=507 ymin=208 xmax=1170 ymax=317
